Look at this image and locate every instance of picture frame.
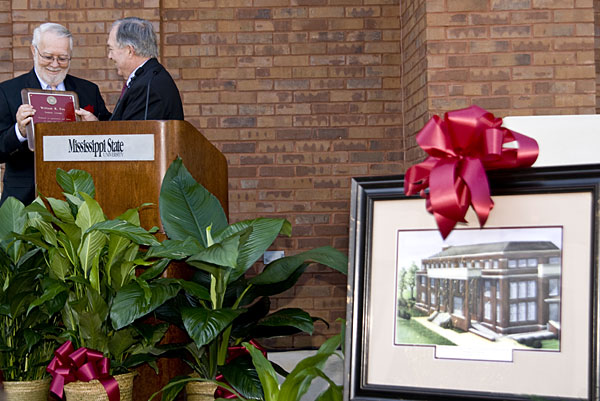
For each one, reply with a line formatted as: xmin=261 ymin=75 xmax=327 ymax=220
xmin=344 ymin=165 xmax=600 ymax=401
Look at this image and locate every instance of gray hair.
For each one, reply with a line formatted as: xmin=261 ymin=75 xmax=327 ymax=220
xmin=32 ymin=23 xmax=73 ymax=51
xmin=112 ymin=17 xmax=158 ymax=58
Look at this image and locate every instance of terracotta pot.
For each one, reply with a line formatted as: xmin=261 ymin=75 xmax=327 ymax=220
xmin=2 ymin=378 xmax=50 ymax=401
xmin=63 ymin=372 xmax=135 ymax=401
xmin=185 ymin=380 xmax=217 ymax=401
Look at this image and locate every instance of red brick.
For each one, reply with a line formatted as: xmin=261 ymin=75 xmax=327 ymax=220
xmin=491 ymin=25 xmax=531 ymax=38
xmin=491 ymin=0 xmax=531 ymax=10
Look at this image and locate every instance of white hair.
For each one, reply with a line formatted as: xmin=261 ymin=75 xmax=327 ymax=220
xmin=32 ymin=23 xmax=73 ymax=51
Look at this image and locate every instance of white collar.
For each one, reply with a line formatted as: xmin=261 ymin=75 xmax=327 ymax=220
xmin=34 ymin=68 xmax=66 ymax=91
xmin=126 ymin=59 xmax=150 ymax=87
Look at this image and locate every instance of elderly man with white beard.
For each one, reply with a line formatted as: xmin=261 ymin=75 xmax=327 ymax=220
xmin=0 ymin=22 xmax=110 ymax=206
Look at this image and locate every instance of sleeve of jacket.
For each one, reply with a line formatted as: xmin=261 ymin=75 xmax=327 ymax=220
xmin=0 ymin=84 xmax=25 ymax=164
xmin=92 ymin=84 xmax=112 ymax=121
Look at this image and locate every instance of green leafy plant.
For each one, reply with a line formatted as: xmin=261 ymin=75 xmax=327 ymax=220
xmin=0 ymin=197 xmax=63 ymax=381
xmin=19 ymin=169 xmax=178 ymax=373
xmin=241 ymin=330 xmax=343 ymax=401
xmin=118 ymin=157 xmax=348 ymax=400
xmin=150 ymin=330 xmax=344 ymax=401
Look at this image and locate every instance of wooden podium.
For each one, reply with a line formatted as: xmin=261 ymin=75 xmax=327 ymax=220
xmin=34 ymin=120 xmax=228 ymax=225
xmin=34 ymin=120 xmax=228 ymax=401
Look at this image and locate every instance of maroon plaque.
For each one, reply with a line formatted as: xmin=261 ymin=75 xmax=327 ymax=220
xmin=20 ymin=88 xmax=80 ymax=151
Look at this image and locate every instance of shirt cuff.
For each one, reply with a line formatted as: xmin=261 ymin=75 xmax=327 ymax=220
xmin=15 ymin=122 xmax=27 ymax=143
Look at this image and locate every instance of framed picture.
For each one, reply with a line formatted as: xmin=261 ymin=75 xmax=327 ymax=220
xmin=344 ymin=165 xmax=600 ymax=401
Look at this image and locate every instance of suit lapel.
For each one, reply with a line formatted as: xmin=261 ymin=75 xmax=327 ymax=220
xmin=25 ymin=69 xmax=43 ymax=90
xmin=64 ymin=75 xmax=75 ymax=92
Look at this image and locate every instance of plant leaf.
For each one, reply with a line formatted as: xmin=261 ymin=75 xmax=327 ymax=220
xmin=47 ymin=197 xmax=76 ymax=223
xmin=110 ymin=279 xmax=182 ymax=330
xmin=159 ymin=157 xmax=228 ymax=245
xmin=214 ymin=218 xmax=291 ymax=281
xmin=146 ymin=238 xmax=203 ymax=260
xmin=278 ymin=334 xmax=342 ymax=400
xmin=179 ymin=280 xmax=211 ymax=301
xmin=314 ymin=376 xmax=342 ymax=401
xmin=219 ymin=355 xmax=264 ymax=400
xmin=243 ymin=342 xmax=280 ymax=401
xmin=0 ymin=196 xmax=25 ymax=260
xmin=78 ymin=230 xmax=106 ymax=283
xmin=138 ymin=258 xmax=171 ymax=281
xmin=256 ymin=308 xmax=314 ymax=334
xmin=28 ymin=217 xmax=58 ymax=247
xmin=186 ymin=234 xmax=241 ymax=271
xmin=56 ymin=168 xmax=95 ymax=199
xmin=182 ymin=307 xmax=244 ymax=348
xmin=90 ymin=220 xmax=160 ymax=246
xmin=109 ymin=327 xmax=138 ymax=362
xmin=27 ymin=280 xmax=68 ymax=314
xmin=75 ymin=193 xmax=105 ymax=231
xmin=250 ymin=246 xmax=348 ymax=286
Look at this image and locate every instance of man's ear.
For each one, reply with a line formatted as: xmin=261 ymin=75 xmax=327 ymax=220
xmin=30 ymin=44 xmax=36 ymax=58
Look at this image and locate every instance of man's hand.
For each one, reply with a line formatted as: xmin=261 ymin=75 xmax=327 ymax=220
xmin=75 ymin=108 xmax=99 ymax=121
xmin=16 ymin=104 xmax=35 ymax=136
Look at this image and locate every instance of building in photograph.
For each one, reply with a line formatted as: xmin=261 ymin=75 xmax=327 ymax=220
xmin=415 ymin=241 xmax=561 ymax=338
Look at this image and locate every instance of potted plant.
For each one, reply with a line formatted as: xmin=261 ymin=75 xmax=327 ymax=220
xmin=152 ymin=325 xmax=345 ymax=401
xmin=240 ymin=328 xmax=343 ymax=401
xmin=0 ymin=197 xmax=63 ymax=400
xmin=111 ymin=158 xmax=348 ymax=400
xmin=16 ymin=168 xmax=179 ymax=400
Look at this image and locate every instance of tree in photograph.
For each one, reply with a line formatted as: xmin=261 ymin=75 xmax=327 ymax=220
xmin=406 ymin=262 xmax=418 ymax=300
xmin=397 ymin=268 xmax=407 ymax=301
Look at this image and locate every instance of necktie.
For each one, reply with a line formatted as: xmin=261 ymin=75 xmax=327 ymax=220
xmin=119 ymin=82 xmax=127 ymax=99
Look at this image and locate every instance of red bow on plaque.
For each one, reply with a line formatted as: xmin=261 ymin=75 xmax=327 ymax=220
xmin=46 ymin=341 xmax=120 ymax=401
xmin=214 ymin=340 xmax=267 ymax=399
xmin=404 ymin=105 xmax=539 ymax=239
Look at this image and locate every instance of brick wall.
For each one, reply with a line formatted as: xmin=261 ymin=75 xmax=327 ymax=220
xmin=0 ymin=0 xmax=11 ymax=82
xmin=1 ymin=0 xmax=599 ymax=348
xmin=400 ymin=0 xmax=427 ymax=165
xmin=424 ymin=0 xmax=596 ymax=119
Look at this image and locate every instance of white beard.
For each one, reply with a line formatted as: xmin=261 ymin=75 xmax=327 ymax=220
xmin=33 ymin=57 xmax=69 ymax=88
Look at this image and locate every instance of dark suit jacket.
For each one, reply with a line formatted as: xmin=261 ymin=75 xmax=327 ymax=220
xmin=0 ymin=69 xmax=110 ymax=205
xmin=109 ymin=58 xmax=184 ymax=121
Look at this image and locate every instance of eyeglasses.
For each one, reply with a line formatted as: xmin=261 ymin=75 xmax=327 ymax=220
xmin=34 ymin=45 xmax=71 ymax=65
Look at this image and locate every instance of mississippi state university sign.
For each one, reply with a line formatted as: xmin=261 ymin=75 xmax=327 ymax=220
xmin=43 ymin=134 xmax=155 ymax=161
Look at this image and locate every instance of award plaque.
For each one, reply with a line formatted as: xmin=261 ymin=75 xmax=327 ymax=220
xmin=21 ymin=88 xmax=80 ymax=151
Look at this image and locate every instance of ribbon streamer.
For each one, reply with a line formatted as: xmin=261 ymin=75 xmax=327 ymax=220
xmin=404 ymin=105 xmax=539 ymax=239
xmin=47 ymin=341 xmax=120 ymax=401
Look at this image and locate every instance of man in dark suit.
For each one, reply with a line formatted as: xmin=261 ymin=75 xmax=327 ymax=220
xmin=78 ymin=17 xmax=183 ymax=122
xmin=0 ymin=23 xmax=111 ymax=206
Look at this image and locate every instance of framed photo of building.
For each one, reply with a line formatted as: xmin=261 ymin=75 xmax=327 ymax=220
xmin=344 ymin=165 xmax=600 ymax=401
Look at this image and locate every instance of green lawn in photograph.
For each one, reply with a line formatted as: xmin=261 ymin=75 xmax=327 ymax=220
xmin=396 ymin=318 xmax=456 ymax=346
xmin=540 ymin=338 xmax=559 ymax=350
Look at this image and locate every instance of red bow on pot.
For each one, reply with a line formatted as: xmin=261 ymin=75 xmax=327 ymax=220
xmin=46 ymin=341 xmax=119 ymax=401
xmin=404 ymin=105 xmax=539 ymax=239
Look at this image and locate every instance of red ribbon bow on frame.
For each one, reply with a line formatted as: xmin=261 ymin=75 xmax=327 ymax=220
xmin=46 ymin=341 xmax=120 ymax=401
xmin=404 ymin=105 xmax=539 ymax=239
